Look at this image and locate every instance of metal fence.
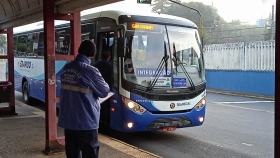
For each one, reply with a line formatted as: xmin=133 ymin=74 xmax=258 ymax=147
xmin=203 ymin=40 xmax=275 ymax=71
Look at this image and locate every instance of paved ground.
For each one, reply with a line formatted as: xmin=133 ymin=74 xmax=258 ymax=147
xmin=0 ymin=101 xmax=161 ymax=158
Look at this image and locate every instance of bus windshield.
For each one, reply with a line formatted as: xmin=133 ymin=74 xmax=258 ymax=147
xmin=167 ymin=26 xmax=205 ymax=87
xmin=123 ymin=22 xmax=205 ymax=88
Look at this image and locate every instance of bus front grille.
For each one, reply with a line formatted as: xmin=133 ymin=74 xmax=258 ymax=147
xmin=146 ymin=116 xmax=192 ymax=129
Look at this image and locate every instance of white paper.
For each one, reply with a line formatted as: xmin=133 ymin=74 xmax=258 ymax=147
xmin=99 ymin=92 xmax=115 ymax=104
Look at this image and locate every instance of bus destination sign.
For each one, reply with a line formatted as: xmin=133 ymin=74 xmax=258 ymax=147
xmin=127 ymin=22 xmax=162 ymax=32
xmin=132 ymin=23 xmax=154 ymax=30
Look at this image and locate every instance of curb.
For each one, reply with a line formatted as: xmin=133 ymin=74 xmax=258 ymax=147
xmin=99 ymin=134 xmax=162 ymax=158
xmin=207 ymin=89 xmax=274 ymax=101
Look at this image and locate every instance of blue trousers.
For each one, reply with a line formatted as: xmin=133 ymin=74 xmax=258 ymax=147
xmin=64 ymin=129 xmax=99 ymax=158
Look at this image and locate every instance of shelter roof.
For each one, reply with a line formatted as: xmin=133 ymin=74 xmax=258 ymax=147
xmin=0 ymin=0 xmax=122 ymax=30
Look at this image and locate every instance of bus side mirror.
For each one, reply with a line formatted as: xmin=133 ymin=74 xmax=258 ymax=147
xmin=115 ymin=25 xmax=126 ymax=57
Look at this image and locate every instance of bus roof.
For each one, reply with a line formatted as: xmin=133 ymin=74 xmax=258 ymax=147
xmin=14 ymin=21 xmax=70 ymax=34
xmin=14 ymin=9 xmax=198 ymax=34
xmin=82 ymin=9 xmax=197 ymax=28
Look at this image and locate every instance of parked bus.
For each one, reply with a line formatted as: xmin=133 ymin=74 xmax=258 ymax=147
xmin=10 ymin=10 xmax=206 ymax=132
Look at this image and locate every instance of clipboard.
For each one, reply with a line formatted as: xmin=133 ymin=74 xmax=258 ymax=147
xmin=99 ymin=91 xmax=115 ymax=104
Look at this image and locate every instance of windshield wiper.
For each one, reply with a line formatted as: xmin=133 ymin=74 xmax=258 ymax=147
xmin=146 ymin=42 xmax=169 ymax=91
xmin=173 ymin=42 xmax=195 ymax=90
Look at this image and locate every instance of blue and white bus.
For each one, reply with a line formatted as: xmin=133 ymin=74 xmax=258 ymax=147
xmin=11 ymin=10 xmax=206 ymax=132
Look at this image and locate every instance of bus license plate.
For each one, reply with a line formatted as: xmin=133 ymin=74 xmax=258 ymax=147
xmin=162 ymin=126 xmax=176 ymax=131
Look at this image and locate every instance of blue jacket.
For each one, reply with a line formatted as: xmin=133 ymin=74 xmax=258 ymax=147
xmin=58 ymin=54 xmax=110 ymax=130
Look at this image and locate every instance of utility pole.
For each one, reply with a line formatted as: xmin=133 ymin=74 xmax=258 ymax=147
xmin=271 ymin=5 xmax=274 ymax=40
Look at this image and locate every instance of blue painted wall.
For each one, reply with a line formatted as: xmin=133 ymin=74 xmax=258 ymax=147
xmin=206 ymin=70 xmax=275 ymax=96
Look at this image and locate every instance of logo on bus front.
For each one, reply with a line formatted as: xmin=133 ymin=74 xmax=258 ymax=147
xmin=170 ymin=103 xmax=175 ymax=109
xmin=18 ymin=60 xmax=33 ymax=69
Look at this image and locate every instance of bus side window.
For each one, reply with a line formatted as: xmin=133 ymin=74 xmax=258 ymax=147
xmin=14 ymin=36 xmax=18 ymax=56
xmin=81 ymin=23 xmax=95 ymax=41
xmin=81 ymin=34 xmax=89 ymax=41
xmin=17 ymin=35 xmax=28 ymax=57
xmin=55 ymin=28 xmax=70 ymax=55
xmin=81 ymin=32 xmax=94 ymax=41
xmin=27 ymin=33 xmax=39 ymax=57
xmin=38 ymin=32 xmax=44 ymax=57
xmin=61 ymin=34 xmax=70 ymax=55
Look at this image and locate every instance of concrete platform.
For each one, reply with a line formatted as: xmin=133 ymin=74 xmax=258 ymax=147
xmin=0 ymin=101 xmax=161 ymax=158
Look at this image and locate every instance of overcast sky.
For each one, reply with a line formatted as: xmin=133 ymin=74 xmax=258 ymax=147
xmin=181 ymin=0 xmax=276 ymax=23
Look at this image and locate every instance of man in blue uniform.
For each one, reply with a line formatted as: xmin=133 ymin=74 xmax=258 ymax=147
xmin=58 ymin=40 xmax=110 ymax=158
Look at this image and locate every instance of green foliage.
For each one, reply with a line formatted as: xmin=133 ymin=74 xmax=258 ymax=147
xmin=17 ymin=43 xmax=27 ymax=52
xmin=263 ymin=13 xmax=275 ymax=41
xmin=151 ymin=0 xmax=174 ymax=13
xmin=152 ymin=1 xmax=224 ymax=27
xmin=0 ymin=34 xmax=7 ymax=47
xmin=152 ymin=0 xmax=225 ymax=44
xmin=204 ymin=23 xmax=268 ymax=44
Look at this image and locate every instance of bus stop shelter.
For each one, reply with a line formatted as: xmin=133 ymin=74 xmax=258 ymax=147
xmin=0 ymin=0 xmax=122 ymax=154
xmin=0 ymin=0 xmax=279 ymax=157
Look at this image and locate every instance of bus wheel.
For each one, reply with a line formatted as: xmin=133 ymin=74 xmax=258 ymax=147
xmin=22 ymin=81 xmax=31 ymax=104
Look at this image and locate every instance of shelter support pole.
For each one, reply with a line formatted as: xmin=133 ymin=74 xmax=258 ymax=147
xmin=70 ymin=12 xmax=81 ymax=57
xmin=7 ymin=28 xmax=15 ymax=114
xmin=275 ymin=0 xmax=279 ymax=157
xmin=43 ymin=0 xmax=64 ymax=154
xmin=0 ymin=28 xmax=16 ymax=116
xmin=43 ymin=0 xmax=81 ymax=154
xmin=55 ymin=11 xmax=81 ymax=141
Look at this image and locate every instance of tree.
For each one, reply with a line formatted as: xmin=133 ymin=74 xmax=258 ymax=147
xmin=0 ymin=34 xmax=6 ymax=48
xmin=152 ymin=1 xmax=225 ymax=44
xmin=151 ymin=0 xmax=181 ymax=13
xmin=152 ymin=0 xmax=271 ymax=44
xmin=152 ymin=1 xmax=224 ymax=27
xmin=263 ymin=12 xmax=275 ymax=40
xmin=206 ymin=22 xmax=268 ymax=44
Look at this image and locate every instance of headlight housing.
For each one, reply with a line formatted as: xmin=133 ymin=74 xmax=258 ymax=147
xmin=195 ymin=98 xmax=206 ymax=111
xmin=122 ymin=97 xmax=147 ymax=114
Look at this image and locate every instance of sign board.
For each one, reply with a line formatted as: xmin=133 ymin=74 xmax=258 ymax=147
xmin=127 ymin=22 xmax=163 ymax=33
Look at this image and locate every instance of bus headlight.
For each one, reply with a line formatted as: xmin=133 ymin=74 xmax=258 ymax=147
xmin=195 ymin=98 xmax=206 ymax=111
xmin=127 ymin=122 xmax=134 ymax=128
xmin=122 ymin=97 xmax=146 ymax=114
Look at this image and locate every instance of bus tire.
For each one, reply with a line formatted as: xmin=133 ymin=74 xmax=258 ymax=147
xmin=22 ymin=81 xmax=31 ymax=104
